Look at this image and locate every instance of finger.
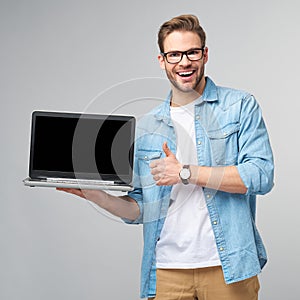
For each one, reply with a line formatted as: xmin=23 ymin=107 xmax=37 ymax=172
xmin=57 ymin=188 xmax=85 ymax=198
xmin=149 ymin=159 xmax=160 ymax=169
xmin=149 ymin=161 xmax=156 ymax=168
xmin=153 ymin=173 xmax=165 ymax=181
xmin=162 ymin=142 xmax=174 ymax=157
xmin=153 ymin=174 xmax=160 ymax=182
xmin=150 ymin=162 xmax=164 ymax=174
xmin=57 ymin=187 xmax=78 ymax=193
xmin=151 ymin=168 xmax=158 ymax=175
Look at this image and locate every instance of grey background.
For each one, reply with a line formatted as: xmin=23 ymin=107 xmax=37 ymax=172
xmin=1 ymin=0 xmax=299 ymax=299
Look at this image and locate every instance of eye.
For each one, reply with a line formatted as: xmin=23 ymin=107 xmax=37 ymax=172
xmin=187 ymin=49 xmax=200 ymax=56
xmin=167 ymin=51 xmax=181 ymax=58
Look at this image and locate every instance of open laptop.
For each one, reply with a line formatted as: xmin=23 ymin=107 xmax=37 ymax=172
xmin=23 ymin=111 xmax=136 ymax=192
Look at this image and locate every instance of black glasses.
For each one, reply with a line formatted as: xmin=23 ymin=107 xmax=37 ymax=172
xmin=161 ymin=47 xmax=205 ymax=64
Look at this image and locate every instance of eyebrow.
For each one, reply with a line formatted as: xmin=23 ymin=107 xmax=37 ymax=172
xmin=164 ymin=47 xmax=203 ymax=52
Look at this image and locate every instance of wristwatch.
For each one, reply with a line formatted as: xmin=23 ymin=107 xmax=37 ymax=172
xmin=179 ymin=165 xmax=191 ymax=185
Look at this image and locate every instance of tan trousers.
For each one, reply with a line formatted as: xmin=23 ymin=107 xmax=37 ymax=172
xmin=148 ymin=266 xmax=260 ymax=300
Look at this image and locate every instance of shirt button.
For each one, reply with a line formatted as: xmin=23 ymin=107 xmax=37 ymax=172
xmin=197 ymin=140 xmax=202 ymax=145
xmin=220 ymin=247 xmax=224 ymax=251
xmin=196 ymin=115 xmax=200 ymax=120
xmin=144 ymin=156 xmax=148 ymax=159
xmin=206 ymin=194 xmax=211 ymax=198
xmin=213 ymin=221 xmax=217 ymax=225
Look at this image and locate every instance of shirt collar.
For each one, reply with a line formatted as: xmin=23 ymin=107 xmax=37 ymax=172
xmin=198 ymin=76 xmax=218 ymax=103
xmin=154 ymin=76 xmax=218 ymax=122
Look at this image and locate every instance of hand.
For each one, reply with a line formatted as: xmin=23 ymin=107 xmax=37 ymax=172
xmin=149 ymin=142 xmax=182 ymax=186
xmin=57 ymin=188 xmax=140 ymax=220
xmin=56 ymin=188 xmax=108 ymax=203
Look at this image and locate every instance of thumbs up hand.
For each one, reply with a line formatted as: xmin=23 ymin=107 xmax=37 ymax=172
xmin=149 ymin=142 xmax=182 ymax=186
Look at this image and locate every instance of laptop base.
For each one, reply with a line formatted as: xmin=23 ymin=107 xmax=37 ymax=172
xmin=23 ymin=178 xmax=133 ymax=192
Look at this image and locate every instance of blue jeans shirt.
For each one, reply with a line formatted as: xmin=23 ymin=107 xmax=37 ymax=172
xmin=126 ymin=77 xmax=274 ymax=299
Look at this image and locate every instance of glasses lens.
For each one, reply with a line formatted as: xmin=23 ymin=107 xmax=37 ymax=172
xmin=187 ymin=49 xmax=203 ymax=61
xmin=166 ymin=51 xmax=182 ymax=64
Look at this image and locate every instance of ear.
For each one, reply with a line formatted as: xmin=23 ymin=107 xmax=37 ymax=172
xmin=158 ymin=54 xmax=166 ymax=70
xmin=203 ymin=47 xmax=209 ymax=65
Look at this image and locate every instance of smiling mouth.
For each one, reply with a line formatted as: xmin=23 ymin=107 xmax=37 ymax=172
xmin=177 ymin=70 xmax=195 ymax=78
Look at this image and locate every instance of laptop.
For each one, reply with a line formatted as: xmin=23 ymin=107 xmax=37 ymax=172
xmin=23 ymin=111 xmax=136 ymax=192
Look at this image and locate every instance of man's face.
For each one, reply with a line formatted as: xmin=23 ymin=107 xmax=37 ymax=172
xmin=158 ymin=31 xmax=208 ymax=94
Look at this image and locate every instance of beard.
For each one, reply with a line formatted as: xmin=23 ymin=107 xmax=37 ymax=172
xmin=166 ymin=64 xmax=205 ymax=94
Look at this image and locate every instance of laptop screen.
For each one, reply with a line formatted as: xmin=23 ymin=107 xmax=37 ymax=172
xmin=29 ymin=111 xmax=135 ymax=183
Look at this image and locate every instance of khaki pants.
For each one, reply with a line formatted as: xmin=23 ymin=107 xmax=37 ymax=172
xmin=149 ymin=266 xmax=260 ymax=300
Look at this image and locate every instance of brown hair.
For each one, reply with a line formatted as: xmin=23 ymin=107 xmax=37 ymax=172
xmin=158 ymin=14 xmax=206 ymax=53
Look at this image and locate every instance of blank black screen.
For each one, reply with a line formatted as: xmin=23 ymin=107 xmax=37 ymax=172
xmin=31 ymin=114 xmax=134 ymax=181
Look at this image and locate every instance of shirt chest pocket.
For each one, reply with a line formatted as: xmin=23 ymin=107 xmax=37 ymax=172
xmin=136 ymin=150 xmax=162 ymax=187
xmin=207 ymin=123 xmax=240 ymax=166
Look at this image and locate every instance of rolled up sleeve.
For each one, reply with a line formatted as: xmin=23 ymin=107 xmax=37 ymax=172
xmin=236 ymin=95 xmax=274 ymax=195
xmin=123 ymin=188 xmax=144 ymax=224
xmin=123 ymin=140 xmax=144 ymax=224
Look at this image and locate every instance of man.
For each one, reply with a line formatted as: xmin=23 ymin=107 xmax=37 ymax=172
xmin=59 ymin=14 xmax=274 ymax=300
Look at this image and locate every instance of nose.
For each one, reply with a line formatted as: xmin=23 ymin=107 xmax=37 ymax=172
xmin=179 ymin=53 xmax=192 ymax=66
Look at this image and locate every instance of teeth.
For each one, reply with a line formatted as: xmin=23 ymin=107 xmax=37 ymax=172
xmin=178 ymin=71 xmax=193 ymax=77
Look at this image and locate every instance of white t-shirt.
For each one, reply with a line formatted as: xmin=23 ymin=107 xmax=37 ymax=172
xmin=155 ymin=102 xmax=221 ymax=269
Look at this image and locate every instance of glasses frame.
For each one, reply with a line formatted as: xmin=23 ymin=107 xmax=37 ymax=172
xmin=161 ymin=47 xmax=205 ymax=64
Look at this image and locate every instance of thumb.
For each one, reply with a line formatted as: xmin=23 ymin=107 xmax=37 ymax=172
xmin=163 ymin=142 xmax=175 ymax=157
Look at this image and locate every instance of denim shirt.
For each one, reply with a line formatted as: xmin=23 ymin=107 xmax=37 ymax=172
xmin=125 ymin=77 xmax=274 ymax=299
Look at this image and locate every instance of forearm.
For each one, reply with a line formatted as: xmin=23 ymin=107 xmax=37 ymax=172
xmin=91 ymin=193 xmax=140 ymax=221
xmin=58 ymin=188 xmax=140 ymax=221
xmin=189 ymin=165 xmax=247 ymax=194
xmin=150 ymin=143 xmax=247 ymax=194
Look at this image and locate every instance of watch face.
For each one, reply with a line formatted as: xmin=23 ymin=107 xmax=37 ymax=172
xmin=180 ymin=168 xmax=190 ymax=180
